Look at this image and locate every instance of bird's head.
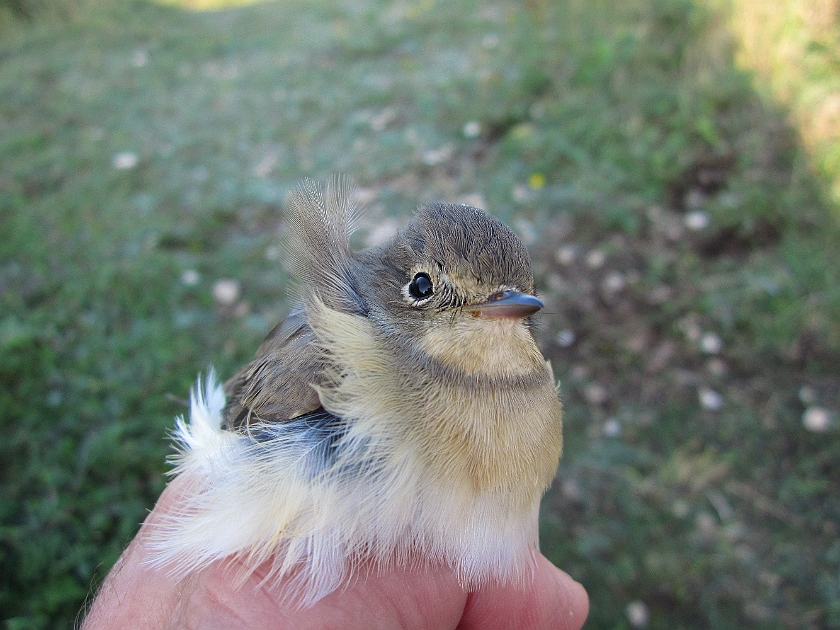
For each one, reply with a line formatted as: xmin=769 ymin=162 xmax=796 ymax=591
xmin=367 ymin=201 xmax=540 ymax=319
xmin=286 ymin=179 xmax=547 ymax=380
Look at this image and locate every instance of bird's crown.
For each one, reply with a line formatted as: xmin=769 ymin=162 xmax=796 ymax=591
xmin=284 ymin=178 xmax=536 ymax=321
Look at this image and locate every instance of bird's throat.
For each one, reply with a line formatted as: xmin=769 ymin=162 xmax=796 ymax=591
xmin=417 ymin=316 xmax=546 ymax=379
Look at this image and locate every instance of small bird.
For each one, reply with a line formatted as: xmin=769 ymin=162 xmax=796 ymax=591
xmin=148 ymin=178 xmax=563 ymax=605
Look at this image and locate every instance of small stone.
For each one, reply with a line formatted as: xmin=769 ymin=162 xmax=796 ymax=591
xmin=511 ymin=184 xmax=530 ymax=203
xmin=602 ymin=271 xmax=626 ymax=293
xmin=112 ymin=152 xmax=138 ymax=170
xmin=546 ymin=273 xmax=567 ymax=292
xmin=802 ymin=407 xmax=834 ymax=433
xmin=513 ymin=218 xmax=536 ymax=245
xmin=254 ymin=153 xmax=277 ymax=178
xmin=647 ymin=285 xmax=673 ymax=304
xmin=131 ymin=50 xmax=149 ymax=67
xmin=462 ymin=121 xmax=482 ymax=138
xmin=603 ymin=418 xmax=621 ymax=437
xmin=695 ymin=512 xmax=717 ymax=536
xmin=681 ymin=318 xmax=702 ymax=342
xmin=370 ymin=107 xmax=397 ymax=131
xmin=626 ymin=601 xmax=649 ymax=628
xmin=180 ymin=269 xmax=200 ymax=286
xmin=571 ymin=365 xmax=588 ymax=380
xmin=701 ymin=332 xmax=723 ymax=354
xmin=585 ymin=249 xmax=606 ymax=269
xmin=555 ymin=245 xmax=577 ymax=266
xmin=555 ymin=330 xmax=575 ymax=347
xmin=561 ymin=479 xmax=582 ymax=501
xmin=421 ymin=144 xmax=454 ymax=165
xmin=192 ymin=165 xmax=210 ymax=182
xmin=481 ymin=33 xmax=500 ymax=49
xmin=365 ymin=217 xmax=400 ymax=247
xmin=798 ymin=386 xmax=818 ymax=405
xmin=665 ymin=220 xmax=685 ymax=241
xmin=706 ymin=358 xmax=727 ymax=376
xmin=699 ymin=387 xmax=724 ymax=411
xmin=212 ymin=279 xmax=240 ymax=306
xmin=684 ymin=210 xmax=710 ymax=231
xmin=458 ymin=193 xmax=486 ymax=209
xmin=585 ymin=383 xmax=608 ymax=406
xmin=46 ymin=389 xmax=63 ymax=407
xmin=353 ymin=187 xmax=378 ymax=206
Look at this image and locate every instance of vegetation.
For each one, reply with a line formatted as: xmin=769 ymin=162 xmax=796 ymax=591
xmin=1 ymin=0 xmax=838 ymax=628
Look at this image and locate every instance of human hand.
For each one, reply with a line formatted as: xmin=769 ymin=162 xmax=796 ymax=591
xmin=83 ymin=480 xmax=588 ymax=630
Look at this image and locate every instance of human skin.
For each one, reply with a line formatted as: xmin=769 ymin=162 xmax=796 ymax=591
xmin=82 ymin=479 xmax=589 ymax=630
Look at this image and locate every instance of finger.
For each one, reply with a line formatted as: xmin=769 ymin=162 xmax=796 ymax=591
xmin=87 ymin=478 xmax=470 ymax=630
xmin=176 ymin=560 xmax=468 ymax=630
xmin=457 ymin=554 xmax=589 ymax=630
xmin=82 ymin=506 xmax=191 ymax=629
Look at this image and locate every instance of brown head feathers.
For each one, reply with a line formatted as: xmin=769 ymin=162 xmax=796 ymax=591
xmin=285 ymin=178 xmax=537 ymax=323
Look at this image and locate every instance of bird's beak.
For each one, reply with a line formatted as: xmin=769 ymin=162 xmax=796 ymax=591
xmin=471 ymin=291 xmax=544 ymax=319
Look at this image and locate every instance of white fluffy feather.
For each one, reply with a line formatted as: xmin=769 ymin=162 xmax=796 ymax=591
xmin=147 ymin=370 xmax=541 ymax=605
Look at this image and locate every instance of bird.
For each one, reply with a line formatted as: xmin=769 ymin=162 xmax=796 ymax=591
xmin=147 ymin=177 xmax=564 ymax=606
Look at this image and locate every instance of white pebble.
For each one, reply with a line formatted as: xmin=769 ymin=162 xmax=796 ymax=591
xmin=513 ymin=218 xmax=536 ymax=245
xmin=798 ymin=386 xmax=818 ymax=405
xmin=212 ymin=279 xmax=240 ymax=305
xmin=369 ymin=107 xmax=397 ymax=132
xmin=112 ymin=152 xmax=138 ymax=170
xmin=701 ymin=332 xmax=723 ymax=354
xmin=463 ymin=121 xmax=482 ymax=138
xmin=561 ymin=479 xmax=582 ymax=500
xmin=602 ymin=271 xmax=626 ymax=293
xmin=459 ymin=193 xmax=487 ymax=209
xmin=131 ymin=50 xmax=149 ymax=67
xmin=684 ymin=210 xmax=710 ymax=231
xmin=180 ymin=269 xmax=200 ymax=286
xmin=555 ymin=245 xmax=577 ymax=265
xmin=802 ymin=407 xmax=834 ymax=433
xmin=421 ymin=144 xmax=453 ymax=165
xmin=699 ymin=387 xmax=724 ymax=411
xmin=511 ymin=184 xmax=530 ymax=203
xmin=585 ymin=249 xmax=606 ymax=269
xmin=482 ymin=33 xmax=500 ymax=49
xmin=353 ymin=187 xmax=378 ymax=206
xmin=585 ymin=384 xmax=608 ymax=405
xmin=264 ymin=245 xmax=281 ymax=261
xmin=365 ymin=217 xmax=400 ymax=247
xmin=626 ymin=601 xmax=649 ymax=628
xmin=603 ymin=418 xmax=622 ymax=437
xmin=555 ymin=330 xmax=575 ymax=347
xmin=681 ymin=319 xmax=702 ymax=342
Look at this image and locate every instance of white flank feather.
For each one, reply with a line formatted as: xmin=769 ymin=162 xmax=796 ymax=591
xmin=147 ymin=371 xmax=542 ymax=606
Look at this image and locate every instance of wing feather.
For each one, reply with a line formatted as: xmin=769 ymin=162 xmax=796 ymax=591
xmin=223 ymin=308 xmax=324 ymax=431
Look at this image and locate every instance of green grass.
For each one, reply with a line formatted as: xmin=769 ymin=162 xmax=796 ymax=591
xmin=1 ymin=0 xmax=839 ymax=628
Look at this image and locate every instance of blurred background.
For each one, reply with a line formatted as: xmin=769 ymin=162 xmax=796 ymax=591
xmin=1 ymin=0 xmax=838 ymax=628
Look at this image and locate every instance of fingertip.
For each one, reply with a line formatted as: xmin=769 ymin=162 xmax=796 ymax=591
xmin=459 ymin=555 xmax=589 ymax=630
xmin=537 ymin=555 xmax=589 ymax=629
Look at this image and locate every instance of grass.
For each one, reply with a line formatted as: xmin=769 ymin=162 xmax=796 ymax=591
xmin=1 ymin=0 xmax=838 ymax=628
xmin=721 ymin=0 xmax=840 ymax=212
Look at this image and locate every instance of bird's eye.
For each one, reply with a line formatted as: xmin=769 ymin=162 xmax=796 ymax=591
xmin=408 ymin=272 xmax=434 ymax=300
